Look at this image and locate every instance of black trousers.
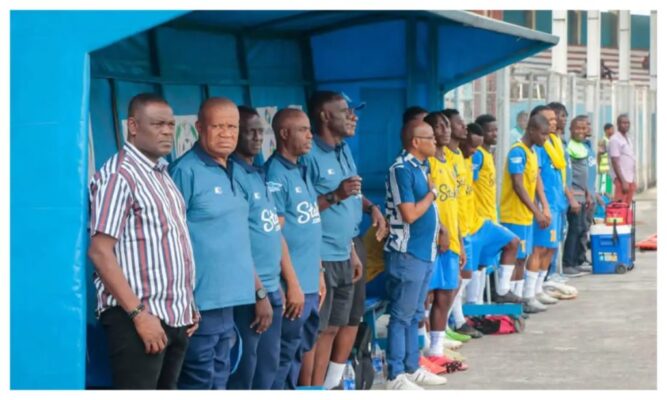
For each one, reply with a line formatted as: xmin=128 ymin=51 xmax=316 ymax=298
xmin=563 ymin=206 xmax=587 ymax=268
xmin=100 ymin=306 xmax=189 ymax=389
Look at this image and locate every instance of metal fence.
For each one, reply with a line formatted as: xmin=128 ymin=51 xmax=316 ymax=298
xmin=445 ymin=68 xmax=657 ymax=193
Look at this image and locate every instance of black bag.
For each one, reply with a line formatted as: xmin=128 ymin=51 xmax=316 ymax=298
xmin=349 ymin=321 xmax=375 ymax=390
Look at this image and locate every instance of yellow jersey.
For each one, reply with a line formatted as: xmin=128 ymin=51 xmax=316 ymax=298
xmin=472 ymin=147 xmax=498 ymax=223
xmin=499 ymin=141 xmax=539 ymax=226
xmin=428 ymin=151 xmax=460 ymax=255
xmin=444 ymin=147 xmax=469 ymax=236
xmin=462 ymin=157 xmax=484 ymax=235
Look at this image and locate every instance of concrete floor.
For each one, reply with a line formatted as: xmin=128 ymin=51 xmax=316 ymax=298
xmin=434 ymin=188 xmax=657 ymax=390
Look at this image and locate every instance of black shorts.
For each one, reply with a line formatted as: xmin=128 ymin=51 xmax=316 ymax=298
xmin=318 ymin=260 xmax=355 ymax=331
xmin=347 ymin=237 xmax=367 ymax=326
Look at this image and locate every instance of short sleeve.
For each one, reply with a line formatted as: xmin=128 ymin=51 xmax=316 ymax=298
xmin=89 ymin=172 xmax=133 ymax=240
xmin=266 ymin=176 xmax=288 ymax=216
xmin=169 ymin=165 xmax=194 ymax=208
xmin=388 ymin=166 xmax=415 ymax=205
xmin=472 ymin=151 xmax=483 ymax=181
xmin=608 ymin=137 xmax=621 ymax=158
xmin=507 ymin=147 xmax=527 ymax=175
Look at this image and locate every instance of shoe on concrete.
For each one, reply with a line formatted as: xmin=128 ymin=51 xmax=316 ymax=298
xmin=407 ymin=367 xmax=448 ymax=386
xmin=442 ymin=348 xmax=466 ymax=362
xmin=386 ymin=373 xmax=424 ymax=390
xmin=546 ymin=273 xmax=570 ymax=283
xmin=536 ymin=291 xmax=559 ymax=305
xmin=442 ymin=336 xmax=463 ymax=350
xmin=543 ymin=280 xmax=578 ymax=296
xmin=492 ymin=290 xmax=523 ymax=303
xmin=455 ymin=322 xmax=484 ymax=339
xmin=576 ymin=264 xmax=592 ymax=273
xmin=523 ymin=297 xmax=547 ymax=313
xmin=543 ymin=286 xmax=576 ymax=300
xmin=446 ymin=327 xmax=471 ymax=342
xmin=562 ymin=266 xmax=586 ymax=277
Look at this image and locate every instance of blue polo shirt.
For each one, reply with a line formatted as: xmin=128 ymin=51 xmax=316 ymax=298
xmin=230 ymin=153 xmax=282 ymax=293
xmin=384 ymin=151 xmax=439 ymax=263
xmin=534 ymin=142 xmax=567 ymax=213
xmin=264 ymin=152 xmax=322 ymax=295
xmin=300 ymin=136 xmax=362 ymax=262
xmin=169 ymin=142 xmax=255 ymax=311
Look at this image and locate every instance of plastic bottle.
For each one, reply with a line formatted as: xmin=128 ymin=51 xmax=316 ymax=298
xmin=342 ymin=361 xmax=356 ymax=390
xmin=372 ymin=343 xmax=386 ymax=385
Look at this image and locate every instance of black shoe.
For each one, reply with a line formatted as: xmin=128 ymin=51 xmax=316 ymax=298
xmin=562 ymin=266 xmax=586 ymax=277
xmin=492 ymin=291 xmax=523 ymax=304
xmin=455 ymin=322 xmax=484 ymax=338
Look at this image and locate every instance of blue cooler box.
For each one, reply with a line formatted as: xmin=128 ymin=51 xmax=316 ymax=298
xmin=590 ymin=224 xmax=633 ymax=274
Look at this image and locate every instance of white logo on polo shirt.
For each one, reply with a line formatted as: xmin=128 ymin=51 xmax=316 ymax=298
xmin=261 ymin=209 xmax=280 ymax=232
xmin=295 ymin=186 xmax=303 ymax=193
xmin=296 ymin=201 xmax=321 ymax=224
xmin=214 ymin=186 xmax=223 ymax=194
xmin=327 ymin=168 xmax=335 ymax=176
xmin=253 ymin=192 xmax=261 ymax=200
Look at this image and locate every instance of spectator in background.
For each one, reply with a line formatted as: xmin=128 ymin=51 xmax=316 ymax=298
xmin=509 ymin=111 xmax=529 ymax=144
xmin=609 ymin=114 xmax=637 ymax=204
xmin=403 ymin=106 xmax=429 ymax=124
xmin=597 ymin=123 xmax=615 ymax=196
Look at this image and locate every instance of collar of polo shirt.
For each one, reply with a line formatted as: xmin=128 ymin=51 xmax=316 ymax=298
xmin=313 ymin=134 xmax=346 ymax=153
xmin=124 ymin=141 xmax=168 ymax=172
xmin=230 ymin=152 xmax=261 ymax=173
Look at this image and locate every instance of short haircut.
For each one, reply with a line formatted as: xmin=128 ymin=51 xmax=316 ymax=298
xmin=403 ymin=106 xmax=429 ymax=124
xmin=570 ymin=115 xmax=588 ymax=127
xmin=547 ymin=101 xmax=568 ymax=115
xmin=423 ymin=111 xmax=445 ymax=129
xmin=529 ymin=104 xmax=553 ymax=118
xmin=617 ymin=113 xmax=629 ymax=124
xmin=128 ymin=93 xmax=169 ymax=118
xmin=474 ymin=114 xmax=496 ymax=130
xmin=603 ymin=123 xmax=614 ymax=130
xmin=528 ymin=114 xmax=549 ymax=131
xmin=308 ymin=90 xmax=343 ymax=124
xmin=516 ymin=110 xmax=528 ymax=120
xmin=198 ymin=97 xmax=237 ymax=122
xmin=272 ymin=108 xmax=306 ymax=141
xmin=238 ymin=105 xmax=260 ymax=119
xmin=442 ymin=108 xmax=460 ymax=120
xmin=467 ymin=122 xmax=484 ymax=137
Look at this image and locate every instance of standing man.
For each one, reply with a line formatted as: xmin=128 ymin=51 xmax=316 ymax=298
xmin=424 ymin=111 xmax=465 ymax=359
xmin=499 ymin=114 xmax=551 ymax=310
xmin=469 ymin=114 xmax=521 ymax=305
xmin=88 ymin=93 xmax=197 ymax=389
xmin=522 ymin=105 xmax=565 ymax=312
xmin=597 ymin=123 xmax=615 ymax=196
xmin=226 ymin=106 xmax=291 ymax=389
xmin=300 ymin=91 xmax=387 ymax=388
xmin=563 ymin=117 xmax=594 ymax=272
xmin=609 ymin=114 xmax=637 ymax=204
xmin=384 ymin=120 xmax=449 ymax=390
xmin=170 ymin=98 xmax=258 ymax=389
xmin=510 ymin=111 xmax=529 ymax=144
xmin=265 ymin=108 xmax=326 ymax=390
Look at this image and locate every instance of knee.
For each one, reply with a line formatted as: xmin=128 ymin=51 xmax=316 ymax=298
xmin=507 ymin=237 xmax=520 ymax=251
xmin=321 ymin=326 xmax=340 ymax=337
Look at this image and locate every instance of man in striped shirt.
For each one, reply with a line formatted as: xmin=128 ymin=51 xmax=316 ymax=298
xmin=88 ymin=93 xmax=198 ymax=389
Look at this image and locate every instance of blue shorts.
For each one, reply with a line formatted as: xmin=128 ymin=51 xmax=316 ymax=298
xmin=429 ymin=250 xmax=460 ymax=290
xmin=501 ymin=223 xmax=533 ymax=260
xmin=472 ymin=220 xmax=518 ymax=268
xmin=533 ymin=211 xmax=561 ymax=249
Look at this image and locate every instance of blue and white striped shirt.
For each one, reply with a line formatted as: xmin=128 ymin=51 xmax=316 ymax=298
xmin=384 ymin=151 xmax=439 ymax=263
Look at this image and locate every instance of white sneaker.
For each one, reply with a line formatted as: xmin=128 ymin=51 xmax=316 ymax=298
xmin=406 ymin=367 xmax=448 ymax=386
xmin=524 ymin=297 xmax=548 ymax=312
xmin=386 ymin=373 xmax=424 ymax=390
xmin=442 ymin=337 xmax=463 ymax=350
xmin=536 ymin=291 xmax=559 ymax=305
xmin=543 ymin=280 xmax=578 ymax=296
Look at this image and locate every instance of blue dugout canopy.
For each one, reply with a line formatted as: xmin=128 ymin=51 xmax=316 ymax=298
xmin=10 ymin=10 xmax=557 ymax=389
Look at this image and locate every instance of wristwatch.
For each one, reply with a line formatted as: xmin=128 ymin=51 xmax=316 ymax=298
xmin=364 ymin=203 xmax=378 ymax=214
xmin=430 ymin=187 xmax=438 ymax=199
xmin=256 ymin=287 xmax=267 ymax=301
xmin=325 ymin=192 xmax=337 ymax=205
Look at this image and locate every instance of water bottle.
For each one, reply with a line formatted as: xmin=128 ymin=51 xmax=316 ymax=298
xmin=342 ymin=361 xmax=356 ymax=390
xmin=372 ymin=343 xmax=386 ymax=385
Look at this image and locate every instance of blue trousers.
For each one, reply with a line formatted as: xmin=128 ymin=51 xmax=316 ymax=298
xmin=178 ymin=307 xmax=235 ymax=390
xmin=384 ymin=250 xmax=434 ymax=380
xmin=227 ymin=290 xmax=283 ymax=389
xmin=271 ymin=292 xmax=320 ymax=390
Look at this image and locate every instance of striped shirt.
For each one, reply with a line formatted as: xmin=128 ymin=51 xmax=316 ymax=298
xmin=384 ymin=151 xmax=439 ymax=263
xmin=89 ymin=142 xmax=196 ymax=327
